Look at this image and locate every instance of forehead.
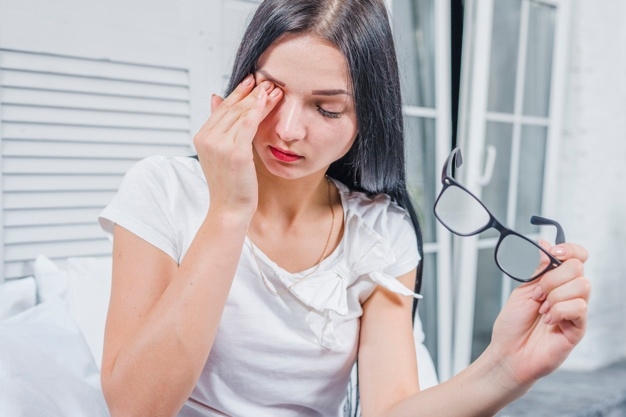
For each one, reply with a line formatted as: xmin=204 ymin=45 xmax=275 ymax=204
xmin=256 ymin=33 xmax=352 ymax=91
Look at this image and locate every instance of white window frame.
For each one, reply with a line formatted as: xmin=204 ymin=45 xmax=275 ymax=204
xmin=453 ymin=0 xmax=572 ymax=374
xmin=387 ymin=0 xmax=454 ymax=381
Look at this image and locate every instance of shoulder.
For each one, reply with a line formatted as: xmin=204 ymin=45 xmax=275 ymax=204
xmin=119 ymin=155 xmax=205 ymax=196
xmin=330 ymin=178 xmax=420 ymax=277
xmin=332 ymin=178 xmax=414 ymax=237
xmin=125 ymin=155 xmax=203 ymax=182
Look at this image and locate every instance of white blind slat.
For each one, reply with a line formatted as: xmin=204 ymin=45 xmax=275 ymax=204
xmin=0 ymin=50 xmax=188 ymax=85
xmin=2 ymin=139 xmax=191 ymax=160
xmin=5 ymin=207 xmax=103 ymax=227
xmin=2 ymin=105 xmax=190 ymax=130
xmin=2 ymin=122 xmax=191 ymax=145
xmin=5 ymin=223 xmax=104 ymax=245
xmin=1 ymin=88 xmax=190 ymax=116
xmin=3 ymin=191 xmax=115 ymax=210
xmin=3 ymin=174 xmax=123 ymax=192
xmin=3 ymin=158 xmax=136 ymax=174
xmin=0 ymin=71 xmax=190 ymax=101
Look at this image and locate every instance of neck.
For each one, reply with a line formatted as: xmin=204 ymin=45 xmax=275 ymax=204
xmin=255 ymin=168 xmax=329 ymax=227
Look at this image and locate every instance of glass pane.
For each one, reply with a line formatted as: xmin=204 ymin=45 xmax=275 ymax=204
xmin=393 ymin=0 xmax=436 ymax=108
xmin=515 ymin=125 xmax=547 ymax=234
xmin=405 ymin=116 xmax=437 ymax=243
xmin=487 ymin=0 xmax=522 ymax=113
xmin=523 ymin=2 xmax=556 ymax=117
xmin=417 ymin=252 xmax=438 ymax=369
xmin=481 ymin=122 xmax=513 ymax=239
xmin=471 ymin=248 xmax=502 ymax=362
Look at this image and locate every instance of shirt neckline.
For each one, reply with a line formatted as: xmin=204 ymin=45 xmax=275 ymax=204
xmin=244 ymin=177 xmax=349 ymax=279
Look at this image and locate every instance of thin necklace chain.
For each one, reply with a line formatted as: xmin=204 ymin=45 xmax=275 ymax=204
xmin=247 ymin=177 xmax=335 ymax=296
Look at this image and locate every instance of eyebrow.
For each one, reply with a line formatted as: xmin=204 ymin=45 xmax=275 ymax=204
xmin=256 ymin=69 xmax=350 ymax=96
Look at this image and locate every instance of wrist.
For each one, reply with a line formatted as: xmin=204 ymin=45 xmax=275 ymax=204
xmin=206 ymin=203 xmax=255 ymax=224
xmin=206 ymin=206 xmax=253 ymax=232
xmin=478 ymin=345 xmax=534 ymax=401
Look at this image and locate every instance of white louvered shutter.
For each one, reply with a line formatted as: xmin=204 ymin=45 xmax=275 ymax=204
xmin=0 ymin=49 xmax=193 ymax=279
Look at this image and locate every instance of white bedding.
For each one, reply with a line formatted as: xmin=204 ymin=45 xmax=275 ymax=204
xmin=0 ymin=299 xmax=109 ymax=417
xmin=0 ymin=256 xmax=112 ymax=417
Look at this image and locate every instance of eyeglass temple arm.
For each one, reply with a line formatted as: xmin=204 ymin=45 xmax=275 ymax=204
xmin=442 ymin=147 xmax=463 ymax=181
xmin=530 ymin=215 xmax=566 ymax=244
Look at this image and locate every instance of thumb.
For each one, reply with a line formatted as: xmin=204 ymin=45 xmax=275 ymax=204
xmin=211 ymin=94 xmax=224 ymax=113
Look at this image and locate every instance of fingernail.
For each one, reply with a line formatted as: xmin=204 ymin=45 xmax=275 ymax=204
xmin=539 ymin=301 xmax=549 ymax=315
xmin=551 ymin=246 xmax=566 ymax=257
xmin=532 ymin=286 xmax=544 ymax=301
xmin=543 ymin=314 xmax=552 ymax=324
xmin=242 ymin=74 xmax=254 ymax=86
xmin=270 ymin=87 xmax=281 ymax=97
xmin=261 ymin=81 xmax=273 ymax=91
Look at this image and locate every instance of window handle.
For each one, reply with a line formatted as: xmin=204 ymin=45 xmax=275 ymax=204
xmin=477 ymin=145 xmax=497 ymax=186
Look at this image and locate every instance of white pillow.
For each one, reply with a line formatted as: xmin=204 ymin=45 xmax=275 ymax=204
xmin=65 ymin=257 xmax=113 ymax=370
xmin=0 ymin=277 xmax=37 ymax=320
xmin=33 ymin=255 xmax=68 ymax=302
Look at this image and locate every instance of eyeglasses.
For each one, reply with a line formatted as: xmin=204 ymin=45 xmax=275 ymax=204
xmin=433 ymin=148 xmax=565 ymax=283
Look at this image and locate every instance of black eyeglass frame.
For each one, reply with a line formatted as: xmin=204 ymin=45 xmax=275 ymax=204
xmin=433 ymin=147 xmax=566 ymax=283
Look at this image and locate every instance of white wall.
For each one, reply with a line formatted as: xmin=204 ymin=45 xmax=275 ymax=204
xmin=558 ymin=0 xmax=626 ymax=370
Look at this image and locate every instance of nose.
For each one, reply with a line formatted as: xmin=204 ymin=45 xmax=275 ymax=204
xmin=274 ymin=97 xmax=306 ymax=142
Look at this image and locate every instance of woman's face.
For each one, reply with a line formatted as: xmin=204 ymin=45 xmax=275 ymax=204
xmin=253 ymin=33 xmax=358 ymax=181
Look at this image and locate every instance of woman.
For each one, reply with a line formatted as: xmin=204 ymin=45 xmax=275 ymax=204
xmin=98 ymin=0 xmax=590 ymax=416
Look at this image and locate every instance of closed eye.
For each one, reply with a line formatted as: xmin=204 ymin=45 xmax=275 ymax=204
xmin=317 ymin=106 xmax=342 ymax=119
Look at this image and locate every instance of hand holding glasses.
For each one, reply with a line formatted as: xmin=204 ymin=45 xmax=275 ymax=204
xmin=434 ymin=148 xmax=565 ymax=283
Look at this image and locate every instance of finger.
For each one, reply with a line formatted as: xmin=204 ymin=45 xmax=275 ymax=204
xmin=533 ymin=258 xmax=585 ymax=301
xmin=259 ymin=86 xmax=283 ymax=120
xmin=542 ymin=297 xmax=588 ymax=330
xmin=211 ymin=94 xmax=224 ymax=113
xmin=214 ymin=81 xmax=276 ymax=134
xmin=201 ymin=74 xmax=256 ymax=132
xmin=232 ymin=86 xmax=283 ymax=145
xmin=538 ymin=276 xmax=591 ymax=317
xmin=549 ymin=243 xmax=589 ymax=263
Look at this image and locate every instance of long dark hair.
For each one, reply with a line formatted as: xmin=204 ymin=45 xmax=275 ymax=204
xmin=227 ymin=0 xmax=424 ymax=414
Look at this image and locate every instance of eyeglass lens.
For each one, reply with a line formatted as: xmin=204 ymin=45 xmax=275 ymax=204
xmin=496 ymin=234 xmax=548 ymax=281
xmin=434 ymin=184 xmax=490 ymax=235
xmin=435 ymin=184 xmax=549 ymax=282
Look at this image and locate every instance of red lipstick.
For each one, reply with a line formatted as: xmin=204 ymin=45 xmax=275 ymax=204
xmin=269 ymin=146 xmax=303 ymax=162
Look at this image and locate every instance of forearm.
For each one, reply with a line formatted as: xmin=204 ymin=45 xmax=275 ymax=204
xmin=383 ymin=346 xmax=532 ymax=417
xmin=103 ymin=209 xmax=249 ymax=417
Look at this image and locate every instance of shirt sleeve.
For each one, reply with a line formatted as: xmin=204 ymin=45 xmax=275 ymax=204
xmin=381 ymin=204 xmax=421 ymax=278
xmin=98 ymin=156 xmax=179 ymax=262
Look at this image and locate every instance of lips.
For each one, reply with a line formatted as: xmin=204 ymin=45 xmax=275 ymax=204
xmin=269 ymin=146 xmax=303 ymax=162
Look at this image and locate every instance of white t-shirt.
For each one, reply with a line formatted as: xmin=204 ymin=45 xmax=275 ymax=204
xmin=99 ymin=156 xmax=421 ymax=417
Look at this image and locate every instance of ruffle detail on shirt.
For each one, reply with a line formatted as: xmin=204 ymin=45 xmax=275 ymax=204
xmin=275 ymin=213 xmax=421 ymax=350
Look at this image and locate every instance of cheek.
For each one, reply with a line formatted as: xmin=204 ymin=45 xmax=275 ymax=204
xmin=331 ymin=121 xmax=358 ymax=149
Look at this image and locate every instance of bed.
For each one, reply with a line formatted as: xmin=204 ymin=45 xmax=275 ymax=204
xmin=0 ymin=256 xmax=111 ymax=417
xmin=0 ymin=255 xmax=438 ymax=416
